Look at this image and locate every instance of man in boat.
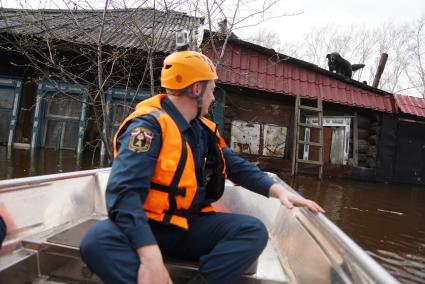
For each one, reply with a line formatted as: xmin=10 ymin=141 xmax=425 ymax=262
xmin=80 ymin=49 xmax=324 ymax=284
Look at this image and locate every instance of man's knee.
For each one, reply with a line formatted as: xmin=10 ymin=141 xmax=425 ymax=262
xmin=237 ymin=216 xmax=268 ymax=252
xmin=250 ymin=217 xmax=268 ymax=251
xmin=80 ymin=222 xmax=102 ymax=264
xmin=79 ymin=220 xmax=139 ymax=283
xmin=80 ymin=220 xmax=116 ymax=264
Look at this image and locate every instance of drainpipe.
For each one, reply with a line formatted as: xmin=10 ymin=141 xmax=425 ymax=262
xmin=372 ymin=53 xmax=388 ymax=88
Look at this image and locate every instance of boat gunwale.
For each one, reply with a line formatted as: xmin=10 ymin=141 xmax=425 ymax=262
xmin=0 ymin=168 xmax=111 ymax=191
xmin=0 ymin=169 xmax=400 ymax=283
xmin=270 ymin=174 xmax=399 ymax=284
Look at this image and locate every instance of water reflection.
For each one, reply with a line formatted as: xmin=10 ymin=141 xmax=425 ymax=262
xmin=1 ymin=146 xmax=425 ymax=283
xmin=0 ymin=146 xmax=104 ymax=180
xmin=291 ymin=176 xmax=425 ymax=284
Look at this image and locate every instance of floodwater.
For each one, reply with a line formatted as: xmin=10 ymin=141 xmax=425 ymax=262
xmin=292 ymin=177 xmax=425 ymax=284
xmin=0 ymin=146 xmax=105 ymax=179
xmin=1 ymin=146 xmax=425 ymax=283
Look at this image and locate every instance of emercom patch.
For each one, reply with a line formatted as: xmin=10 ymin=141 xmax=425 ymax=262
xmin=128 ymin=126 xmax=154 ymax=153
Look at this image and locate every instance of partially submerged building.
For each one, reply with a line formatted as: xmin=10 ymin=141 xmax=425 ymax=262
xmin=0 ymin=8 xmax=203 ymax=154
xmin=202 ymin=36 xmax=425 ymax=185
xmin=0 ymin=8 xmax=424 ymax=184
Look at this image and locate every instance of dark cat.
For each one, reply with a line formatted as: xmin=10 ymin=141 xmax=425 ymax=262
xmin=326 ymin=52 xmax=365 ymax=78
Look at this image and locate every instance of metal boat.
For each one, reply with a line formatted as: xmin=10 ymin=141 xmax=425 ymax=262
xmin=0 ymin=169 xmax=398 ymax=283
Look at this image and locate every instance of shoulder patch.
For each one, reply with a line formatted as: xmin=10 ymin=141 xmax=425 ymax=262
xmin=128 ymin=126 xmax=154 ymax=153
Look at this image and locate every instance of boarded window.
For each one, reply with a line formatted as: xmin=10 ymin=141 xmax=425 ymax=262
xmin=230 ymin=120 xmax=260 ymax=154
xmin=231 ymin=120 xmax=287 ymax=157
xmin=263 ymin=125 xmax=287 ymax=157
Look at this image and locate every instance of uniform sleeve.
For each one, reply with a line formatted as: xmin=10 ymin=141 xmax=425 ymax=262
xmin=222 ymin=147 xmax=276 ymax=197
xmin=106 ymin=116 xmax=161 ymax=249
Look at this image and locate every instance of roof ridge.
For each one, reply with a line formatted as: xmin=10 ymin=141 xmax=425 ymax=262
xmin=0 ymin=7 xmax=201 ymax=17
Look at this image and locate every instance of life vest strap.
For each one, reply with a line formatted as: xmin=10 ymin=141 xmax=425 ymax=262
xmin=150 ymin=182 xmax=187 ymax=196
xmin=162 ymin=135 xmax=188 ymax=224
xmin=161 ymin=209 xmax=215 ymax=226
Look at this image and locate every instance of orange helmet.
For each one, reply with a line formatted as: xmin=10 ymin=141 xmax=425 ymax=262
xmin=161 ymin=50 xmax=218 ymax=90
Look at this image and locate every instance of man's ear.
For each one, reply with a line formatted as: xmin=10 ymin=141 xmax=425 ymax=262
xmin=191 ymin=82 xmax=201 ymax=95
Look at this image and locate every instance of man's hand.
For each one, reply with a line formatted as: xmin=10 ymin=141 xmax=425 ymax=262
xmin=269 ymin=183 xmax=325 ymax=214
xmin=137 ymin=245 xmax=173 ymax=284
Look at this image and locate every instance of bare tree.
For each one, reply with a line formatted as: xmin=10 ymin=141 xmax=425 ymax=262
xmin=194 ymin=0 xmax=287 ymax=66
xmin=0 ymin=0 xmax=290 ymax=162
xmin=278 ymin=19 xmax=425 ymax=98
xmin=404 ymin=16 xmax=425 ymax=97
xmin=0 ymin=0 xmax=202 ymax=159
xmin=247 ymin=27 xmax=281 ymax=50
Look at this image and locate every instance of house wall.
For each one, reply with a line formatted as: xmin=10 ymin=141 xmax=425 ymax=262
xmin=219 ymin=86 xmax=384 ymax=178
xmin=377 ymin=114 xmax=425 ymax=185
xmin=0 ymin=44 xmax=160 ymax=154
xmin=220 ymin=88 xmax=293 ymax=176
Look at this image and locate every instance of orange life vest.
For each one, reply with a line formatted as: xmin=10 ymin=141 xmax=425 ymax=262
xmin=113 ymin=94 xmax=227 ymax=229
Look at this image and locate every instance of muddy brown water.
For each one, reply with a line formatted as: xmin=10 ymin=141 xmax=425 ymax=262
xmin=292 ymin=176 xmax=425 ymax=284
xmin=1 ymin=147 xmax=424 ymax=283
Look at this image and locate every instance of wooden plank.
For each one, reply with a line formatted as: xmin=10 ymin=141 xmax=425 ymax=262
xmin=298 ymin=140 xmax=323 ymax=147
xmin=298 ymin=123 xmax=322 ymax=129
xmin=297 ymin=159 xmax=323 ymax=165
xmin=299 ymin=105 xmax=321 ymax=112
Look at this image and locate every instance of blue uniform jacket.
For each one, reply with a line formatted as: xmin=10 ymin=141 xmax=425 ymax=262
xmin=106 ymin=97 xmax=276 ymax=249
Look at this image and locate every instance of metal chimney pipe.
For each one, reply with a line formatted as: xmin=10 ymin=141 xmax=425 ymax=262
xmin=372 ymin=53 xmax=388 ymax=88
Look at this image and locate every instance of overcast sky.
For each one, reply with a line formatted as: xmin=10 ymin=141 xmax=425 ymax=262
xmin=1 ymin=0 xmax=424 ymax=44
xmin=1 ymin=0 xmax=424 ymax=95
xmin=238 ymin=0 xmax=425 ymax=43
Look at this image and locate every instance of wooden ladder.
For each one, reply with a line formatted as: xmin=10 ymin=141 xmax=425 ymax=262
xmin=291 ymin=96 xmax=324 ymax=179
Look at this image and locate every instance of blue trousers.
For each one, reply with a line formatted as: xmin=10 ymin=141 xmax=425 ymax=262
xmin=80 ymin=212 xmax=268 ymax=284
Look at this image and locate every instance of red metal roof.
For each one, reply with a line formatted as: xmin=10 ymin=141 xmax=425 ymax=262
xmin=203 ymin=41 xmax=395 ymax=113
xmin=394 ymin=94 xmax=425 ymax=118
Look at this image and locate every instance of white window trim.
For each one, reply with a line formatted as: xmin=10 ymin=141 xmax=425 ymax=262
xmin=303 ymin=116 xmax=351 ymax=165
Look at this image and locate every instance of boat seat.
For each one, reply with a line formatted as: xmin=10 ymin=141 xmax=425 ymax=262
xmin=46 ymin=219 xmax=259 ymax=275
xmin=45 ymin=219 xmax=258 ymax=274
xmin=1 ymin=219 xmax=287 ymax=283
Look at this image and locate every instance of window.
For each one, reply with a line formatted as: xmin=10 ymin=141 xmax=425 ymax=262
xmin=231 ymin=120 xmax=260 ymax=155
xmin=263 ymin=125 xmax=287 ymax=157
xmin=230 ymin=120 xmax=287 ymax=157
xmin=42 ymin=93 xmax=84 ymax=150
